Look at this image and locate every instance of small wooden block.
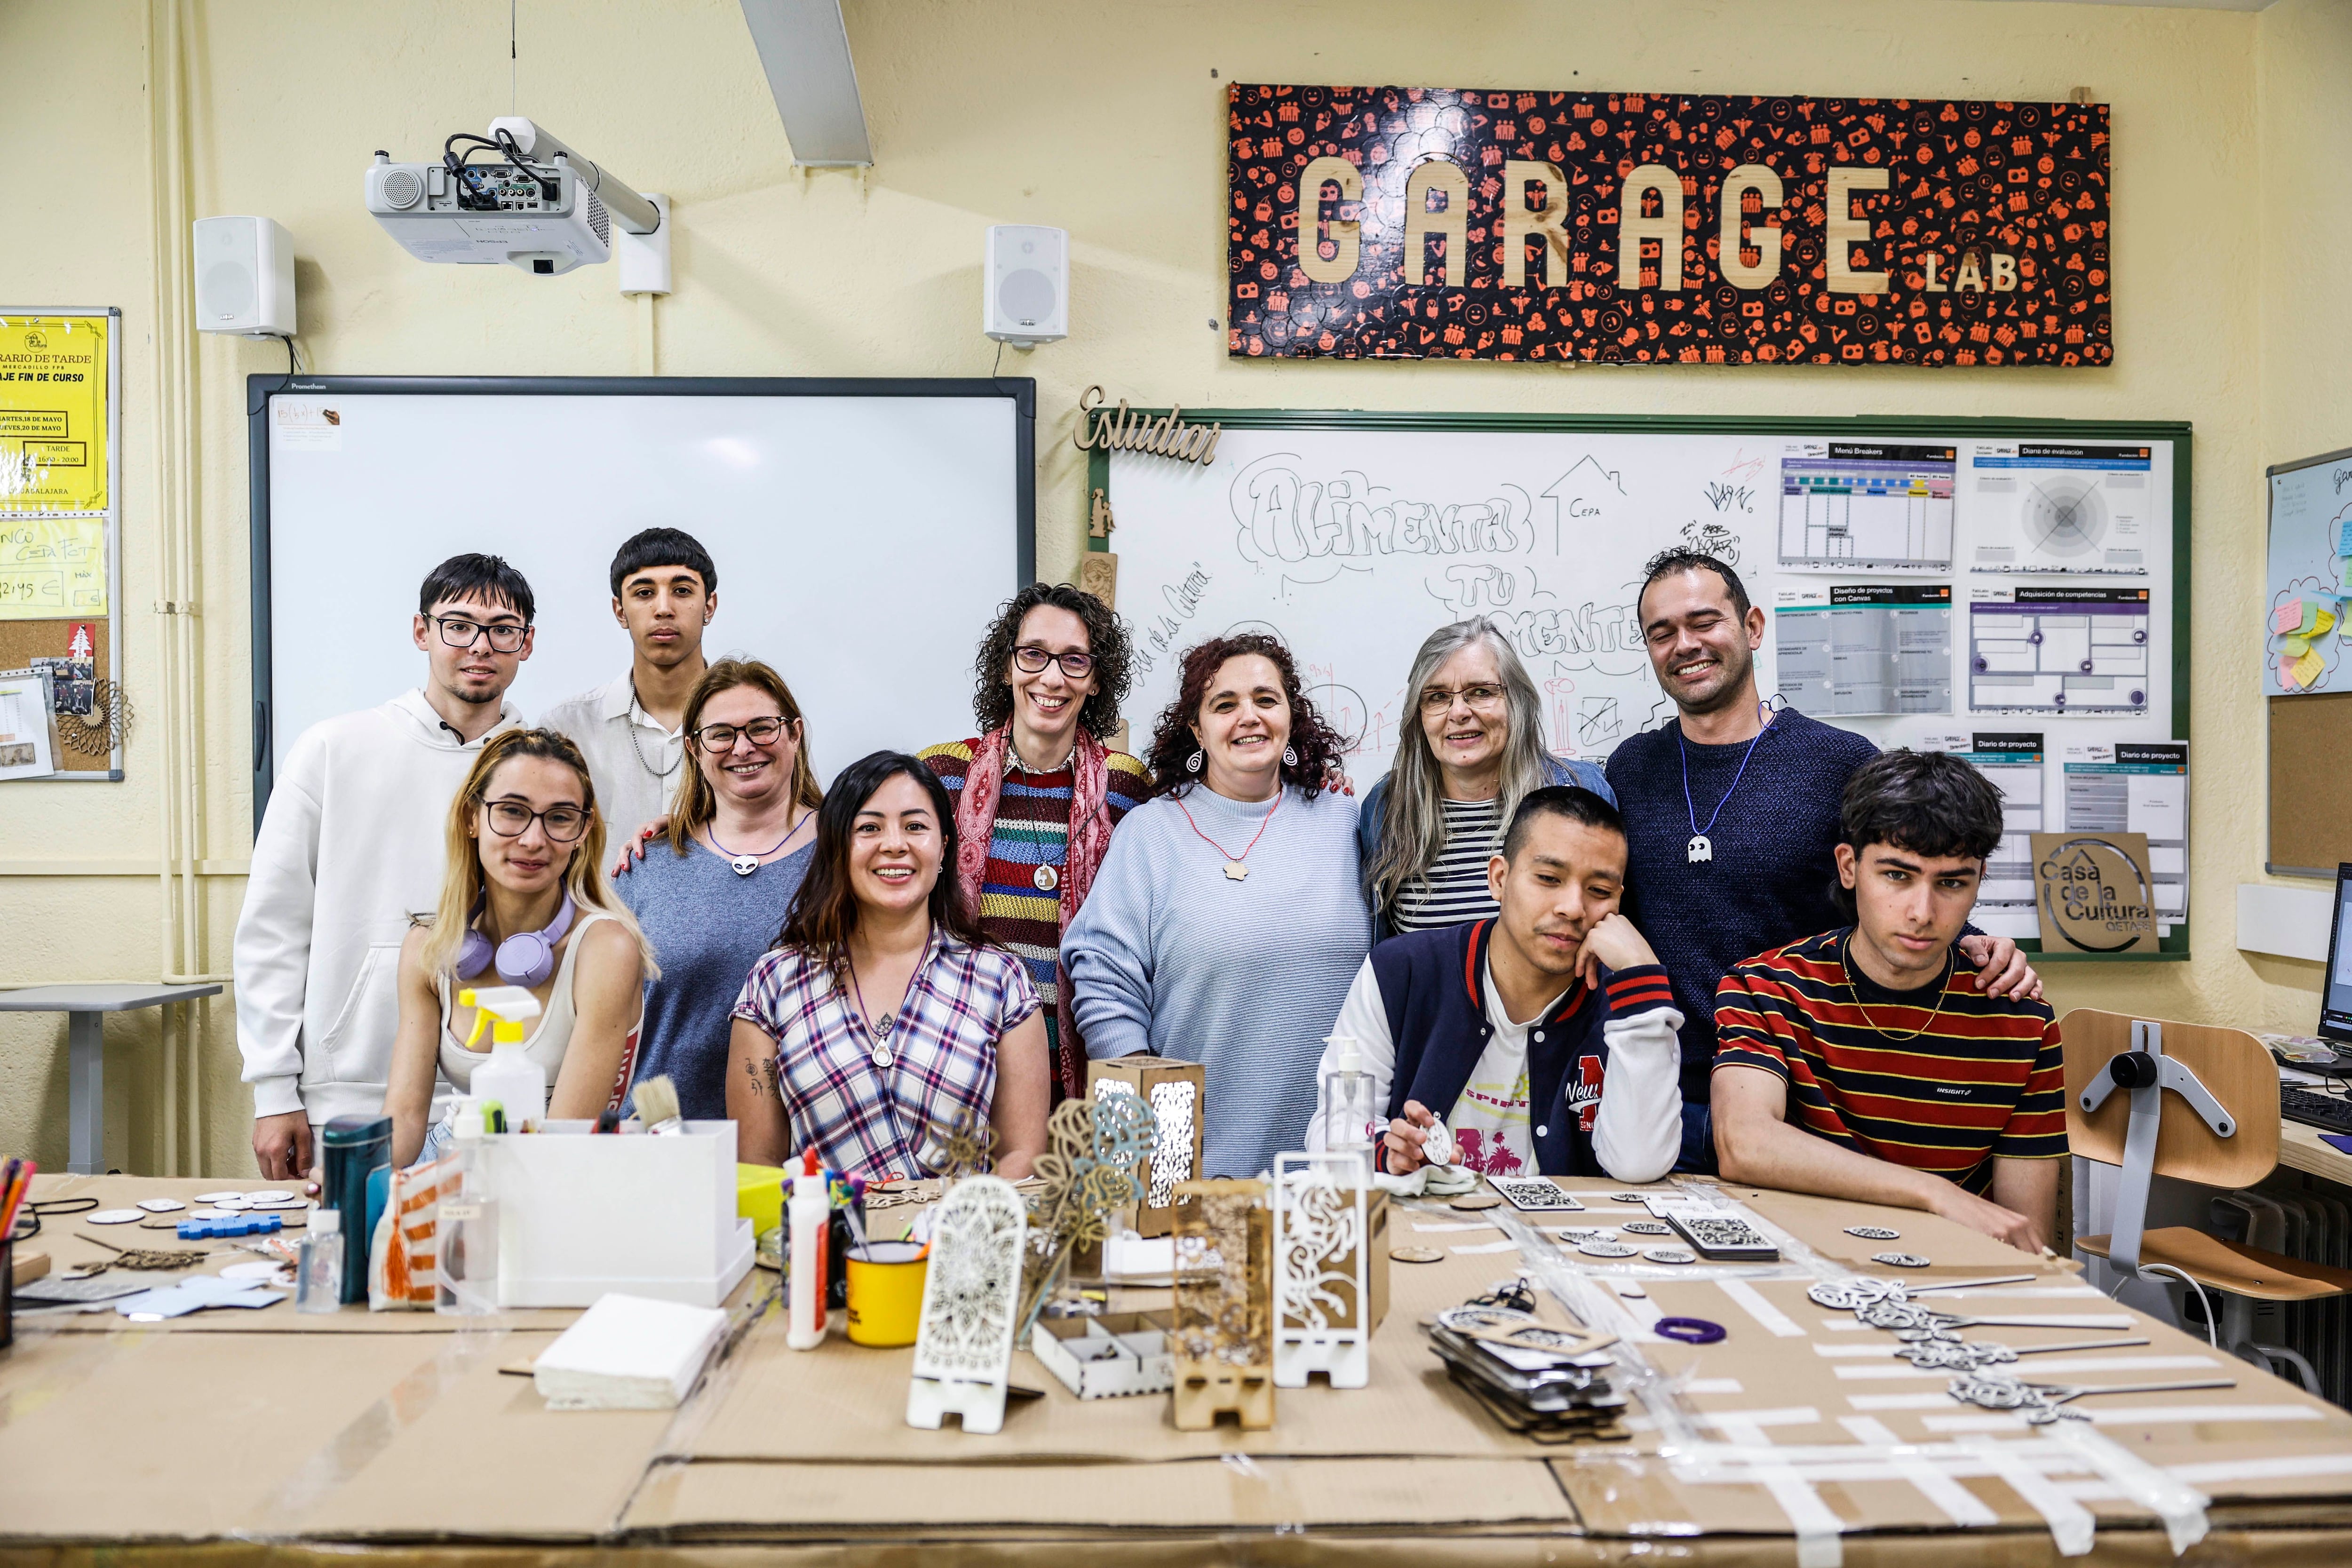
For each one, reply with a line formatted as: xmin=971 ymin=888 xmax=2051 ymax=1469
xmin=10 ymin=1247 xmax=51 ymax=1287
xmin=1171 ymin=1358 xmax=1275 ymax=1431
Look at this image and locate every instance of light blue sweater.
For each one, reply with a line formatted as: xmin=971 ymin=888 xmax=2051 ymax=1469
xmin=1062 ymin=783 xmax=1371 ymax=1179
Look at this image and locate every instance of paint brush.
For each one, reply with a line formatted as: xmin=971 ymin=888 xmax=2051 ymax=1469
xmin=631 ymin=1075 xmax=684 ymax=1136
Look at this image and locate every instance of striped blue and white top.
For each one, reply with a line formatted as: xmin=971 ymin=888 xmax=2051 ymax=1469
xmin=1389 ymin=796 xmax=1505 ymax=934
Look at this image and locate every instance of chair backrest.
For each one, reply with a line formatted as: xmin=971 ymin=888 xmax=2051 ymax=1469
xmin=2061 ymin=1009 xmax=2278 ymax=1188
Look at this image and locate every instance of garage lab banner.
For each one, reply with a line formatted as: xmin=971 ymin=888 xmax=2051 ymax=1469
xmin=1227 ymin=85 xmax=2110 ymax=366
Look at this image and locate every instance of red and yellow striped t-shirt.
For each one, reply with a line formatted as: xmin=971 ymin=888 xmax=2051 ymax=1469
xmin=1712 ymin=929 xmax=2067 ymax=1195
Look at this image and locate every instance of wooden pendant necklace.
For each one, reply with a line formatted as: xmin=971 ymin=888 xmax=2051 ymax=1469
xmin=1174 ymin=787 xmax=1283 ymax=881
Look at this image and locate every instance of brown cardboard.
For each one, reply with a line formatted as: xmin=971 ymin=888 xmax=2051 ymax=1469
xmin=1085 ymin=1054 xmax=1207 ymax=1237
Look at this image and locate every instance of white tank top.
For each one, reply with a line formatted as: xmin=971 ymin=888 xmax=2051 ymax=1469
xmin=436 ymin=910 xmax=639 ymax=1103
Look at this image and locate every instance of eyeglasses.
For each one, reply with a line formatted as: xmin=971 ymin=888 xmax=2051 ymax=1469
xmin=483 ymin=799 xmax=589 ymax=842
xmin=431 ymin=615 xmax=529 ymax=653
xmin=1012 ymin=644 xmax=1094 ymax=679
xmin=1419 ymin=683 xmax=1507 ymax=714
xmin=691 ymin=716 xmax=790 ymax=751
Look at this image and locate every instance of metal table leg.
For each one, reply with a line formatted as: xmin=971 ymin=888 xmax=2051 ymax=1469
xmin=68 ymin=1010 xmax=103 ymax=1175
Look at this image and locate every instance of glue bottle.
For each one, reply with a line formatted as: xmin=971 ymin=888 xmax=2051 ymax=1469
xmin=461 ymin=986 xmax=547 ymax=1130
xmin=435 ymin=1098 xmax=501 ymax=1316
xmin=787 ymin=1147 xmax=829 ymax=1349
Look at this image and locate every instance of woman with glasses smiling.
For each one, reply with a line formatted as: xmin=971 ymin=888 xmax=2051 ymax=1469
xmin=614 ymin=659 xmax=826 ymax=1121
xmin=1359 ymin=618 xmax=1615 ymax=944
xmin=919 ymin=585 xmax=1149 ymax=1104
xmin=384 ymin=729 xmax=659 ymax=1167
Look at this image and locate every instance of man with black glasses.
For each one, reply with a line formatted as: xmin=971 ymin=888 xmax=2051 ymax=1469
xmin=235 ymin=554 xmax=535 ymax=1179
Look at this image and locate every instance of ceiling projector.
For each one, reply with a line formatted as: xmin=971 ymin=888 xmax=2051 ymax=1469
xmin=365 ymin=118 xmax=661 ymax=276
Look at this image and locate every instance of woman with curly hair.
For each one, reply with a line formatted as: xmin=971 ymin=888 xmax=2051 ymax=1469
xmin=1061 ymin=632 xmax=1370 ymax=1177
xmin=918 ymin=584 xmax=1150 ymax=1103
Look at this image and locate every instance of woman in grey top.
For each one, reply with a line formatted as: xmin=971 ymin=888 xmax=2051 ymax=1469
xmin=1062 ymin=632 xmax=1369 ymax=1178
xmin=615 ymin=658 xmax=821 ymax=1120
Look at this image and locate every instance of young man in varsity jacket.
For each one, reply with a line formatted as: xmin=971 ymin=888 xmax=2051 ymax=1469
xmin=1307 ymin=786 xmax=1684 ymax=1183
xmin=1710 ymin=750 xmax=2067 ymax=1254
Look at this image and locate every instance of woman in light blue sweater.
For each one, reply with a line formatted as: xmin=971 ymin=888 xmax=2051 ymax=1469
xmin=1062 ymin=632 xmax=1370 ymax=1178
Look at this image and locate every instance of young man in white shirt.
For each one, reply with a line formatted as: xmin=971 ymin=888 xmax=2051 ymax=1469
xmin=537 ymin=528 xmax=716 ymax=839
xmin=236 ymin=554 xmax=535 ymax=1179
xmin=1308 ymin=786 xmax=1683 ymax=1183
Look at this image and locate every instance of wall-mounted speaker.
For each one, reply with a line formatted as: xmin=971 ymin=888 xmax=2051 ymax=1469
xmin=984 ymin=224 xmax=1067 ymax=347
xmin=193 ymin=215 xmax=297 ymax=337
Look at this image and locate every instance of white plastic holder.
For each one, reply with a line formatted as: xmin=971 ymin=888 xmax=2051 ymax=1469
xmin=906 ymin=1175 xmax=1026 ymax=1434
xmin=1271 ymin=1150 xmax=1372 ymax=1389
xmin=618 ymin=193 xmax=671 ymax=296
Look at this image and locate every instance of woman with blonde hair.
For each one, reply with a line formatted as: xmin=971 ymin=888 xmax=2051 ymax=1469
xmin=1359 ymin=617 xmax=1614 ymax=943
xmin=385 ymin=729 xmax=658 ymax=1166
xmin=616 ymin=658 xmax=824 ymax=1119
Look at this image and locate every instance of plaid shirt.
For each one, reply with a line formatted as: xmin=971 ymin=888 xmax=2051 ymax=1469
xmin=732 ymin=929 xmax=1040 ymax=1179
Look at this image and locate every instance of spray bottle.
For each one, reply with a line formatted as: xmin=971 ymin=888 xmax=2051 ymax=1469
xmin=787 ymin=1147 xmax=829 ymax=1349
xmin=435 ymin=1097 xmax=501 ymax=1316
xmin=461 ymin=986 xmax=547 ymax=1130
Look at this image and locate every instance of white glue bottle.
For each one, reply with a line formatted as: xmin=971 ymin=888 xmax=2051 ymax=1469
xmin=461 ymin=986 xmax=547 ymax=1130
xmin=436 ymin=1098 xmax=501 ymax=1316
xmin=787 ymin=1147 xmax=829 ymax=1350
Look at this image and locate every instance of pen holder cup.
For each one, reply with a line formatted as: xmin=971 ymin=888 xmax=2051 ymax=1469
xmin=844 ymin=1241 xmax=927 ymax=1347
xmin=2 ymin=1236 xmax=15 ymax=1351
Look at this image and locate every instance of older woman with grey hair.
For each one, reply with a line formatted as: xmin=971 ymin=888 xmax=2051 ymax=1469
xmin=1357 ymin=617 xmax=1615 ymax=942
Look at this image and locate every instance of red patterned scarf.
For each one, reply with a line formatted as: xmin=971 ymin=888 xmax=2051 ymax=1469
xmin=952 ymin=725 xmax=1114 ymax=1098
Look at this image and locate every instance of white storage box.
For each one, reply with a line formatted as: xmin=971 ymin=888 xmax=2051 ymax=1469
xmin=1031 ymin=1312 xmax=1175 ymax=1399
xmin=481 ymin=1121 xmax=754 ymax=1308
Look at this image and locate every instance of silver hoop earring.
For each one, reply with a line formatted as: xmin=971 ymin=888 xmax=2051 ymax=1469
xmin=1282 ymin=745 xmax=1299 ymax=767
xmin=1186 ymin=750 xmax=1203 ymax=774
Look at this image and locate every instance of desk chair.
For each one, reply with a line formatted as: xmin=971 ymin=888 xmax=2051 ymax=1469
xmin=2063 ymin=1009 xmax=2352 ymax=1393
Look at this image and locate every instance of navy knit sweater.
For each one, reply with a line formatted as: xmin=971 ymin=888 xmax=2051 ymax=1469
xmin=1605 ymin=709 xmax=1878 ymax=1166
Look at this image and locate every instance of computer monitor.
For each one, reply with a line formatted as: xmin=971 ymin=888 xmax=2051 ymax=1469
xmin=2323 ymin=862 xmax=2352 ymax=1045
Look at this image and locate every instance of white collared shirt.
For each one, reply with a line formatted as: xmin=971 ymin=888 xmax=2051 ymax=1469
xmin=538 ymin=673 xmax=685 ymax=838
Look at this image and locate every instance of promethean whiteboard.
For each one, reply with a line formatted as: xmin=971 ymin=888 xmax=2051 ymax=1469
xmin=250 ymin=377 xmax=1033 ymax=822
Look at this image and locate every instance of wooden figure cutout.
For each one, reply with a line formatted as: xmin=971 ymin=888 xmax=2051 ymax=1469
xmin=906 ymin=1175 xmax=1026 ymax=1434
xmin=1170 ymin=1177 xmax=1274 ymax=1430
xmin=1271 ymin=1152 xmax=1371 ymax=1389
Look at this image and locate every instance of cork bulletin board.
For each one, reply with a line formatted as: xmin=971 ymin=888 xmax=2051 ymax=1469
xmin=2268 ymin=690 xmax=2352 ymax=876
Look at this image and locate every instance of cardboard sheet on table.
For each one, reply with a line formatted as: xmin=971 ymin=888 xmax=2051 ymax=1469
xmin=1725 ymin=1185 xmax=2064 ymax=1271
xmin=677 ymin=1202 xmax=1555 ymax=1465
xmin=0 ymin=1324 xmax=655 ymax=1539
xmin=626 ymin=1455 xmax=1573 ymax=1533
xmin=19 ymin=1174 xmax=752 ymax=1333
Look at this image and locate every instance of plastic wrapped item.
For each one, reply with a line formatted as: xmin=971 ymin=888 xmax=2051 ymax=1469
xmin=295 ymin=1209 xmax=345 ymax=1313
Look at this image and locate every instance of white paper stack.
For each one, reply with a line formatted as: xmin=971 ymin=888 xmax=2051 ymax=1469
xmin=532 ymin=1292 xmax=728 ymax=1410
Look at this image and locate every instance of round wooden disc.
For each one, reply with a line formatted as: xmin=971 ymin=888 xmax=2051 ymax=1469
xmin=1449 ymin=1193 xmax=1503 ymax=1211
xmin=1389 ymin=1245 xmax=1446 ymax=1264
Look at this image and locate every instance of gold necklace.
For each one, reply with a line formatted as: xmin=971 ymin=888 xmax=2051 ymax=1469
xmin=1842 ymin=939 xmax=1952 ymax=1042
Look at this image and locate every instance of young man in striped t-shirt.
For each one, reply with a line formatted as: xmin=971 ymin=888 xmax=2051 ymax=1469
xmin=1710 ymin=750 xmax=2066 ymax=1253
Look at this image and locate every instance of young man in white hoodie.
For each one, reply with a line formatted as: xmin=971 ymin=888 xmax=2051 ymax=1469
xmin=237 ymin=554 xmax=536 ymax=1180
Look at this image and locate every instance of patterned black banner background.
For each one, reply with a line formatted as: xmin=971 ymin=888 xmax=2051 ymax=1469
xmin=1227 ymin=84 xmax=2111 ymax=366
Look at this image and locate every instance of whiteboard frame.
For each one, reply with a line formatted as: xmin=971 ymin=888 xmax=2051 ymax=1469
xmin=1093 ymin=409 xmax=2193 ymax=963
xmin=247 ymin=374 xmax=1037 ymax=828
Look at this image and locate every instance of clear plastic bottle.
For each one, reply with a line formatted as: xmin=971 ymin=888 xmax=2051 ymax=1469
xmin=436 ymin=1099 xmax=501 ymax=1315
xmin=295 ymin=1208 xmax=345 ymax=1313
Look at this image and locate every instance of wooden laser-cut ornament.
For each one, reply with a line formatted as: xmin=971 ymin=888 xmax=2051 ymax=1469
xmin=1271 ymin=1151 xmax=1372 ymax=1388
xmin=1170 ymin=1177 xmax=1274 ymax=1430
xmin=1014 ymin=1092 xmax=1155 ymax=1338
xmin=1087 ymin=1056 xmax=1204 ymax=1238
xmin=906 ymin=1175 xmax=1027 ymax=1435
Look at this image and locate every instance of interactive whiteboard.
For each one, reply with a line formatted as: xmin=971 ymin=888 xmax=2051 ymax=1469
xmin=251 ymin=377 xmax=1032 ymax=821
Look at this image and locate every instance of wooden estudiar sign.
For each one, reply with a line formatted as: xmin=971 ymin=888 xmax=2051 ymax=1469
xmin=1227 ymin=85 xmax=2111 ymax=367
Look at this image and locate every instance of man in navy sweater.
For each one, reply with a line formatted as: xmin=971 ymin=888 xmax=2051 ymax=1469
xmin=1604 ymin=549 xmax=2040 ymax=1172
xmin=1307 ymin=786 xmax=1684 ymax=1182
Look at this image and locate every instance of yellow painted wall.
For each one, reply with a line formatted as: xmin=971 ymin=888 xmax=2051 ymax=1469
xmin=0 ymin=0 xmax=2329 ymax=1174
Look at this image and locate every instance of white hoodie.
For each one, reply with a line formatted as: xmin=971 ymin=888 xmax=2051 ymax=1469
xmin=235 ymin=689 xmax=520 ymax=1125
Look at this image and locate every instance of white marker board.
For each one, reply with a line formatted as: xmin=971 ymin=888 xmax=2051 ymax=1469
xmin=1103 ymin=414 xmax=2189 ymax=952
xmin=251 ymin=378 xmax=1032 ymax=823
xmin=2263 ymin=446 xmax=2352 ymax=695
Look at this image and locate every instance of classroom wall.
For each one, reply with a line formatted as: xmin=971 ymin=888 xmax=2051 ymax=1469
xmin=0 ymin=0 xmax=2328 ymax=1173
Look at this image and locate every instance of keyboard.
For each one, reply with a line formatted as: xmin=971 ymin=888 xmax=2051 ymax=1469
xmin=2280 ymin=1084 xmax=2352 ymax=1135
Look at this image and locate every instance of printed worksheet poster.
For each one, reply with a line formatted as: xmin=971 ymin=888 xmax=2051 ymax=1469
xmin=1774 ymin=584 xmax=1953 ymax=717
xmin=1968 ymin=587 xmax=2153 ymax=715
xmin=1779 ymin=442 xmax=1956 ymax=572
xmin=1967 ymin=442 xmax=2153 ymax=575
xmin=2063 ymin=740 xmax=2187 ymax=932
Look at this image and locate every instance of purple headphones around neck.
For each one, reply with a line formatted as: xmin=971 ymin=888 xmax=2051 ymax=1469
xmin=456 ymin=892 xmax=577 ymax=988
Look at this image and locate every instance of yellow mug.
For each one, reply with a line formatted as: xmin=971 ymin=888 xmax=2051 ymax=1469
xmin=844 ymin=1241 xmax=928 ymax=1346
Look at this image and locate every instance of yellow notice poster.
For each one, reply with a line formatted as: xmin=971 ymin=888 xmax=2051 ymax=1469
xmin=0 ymin=314 xmax=110 ymax=621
